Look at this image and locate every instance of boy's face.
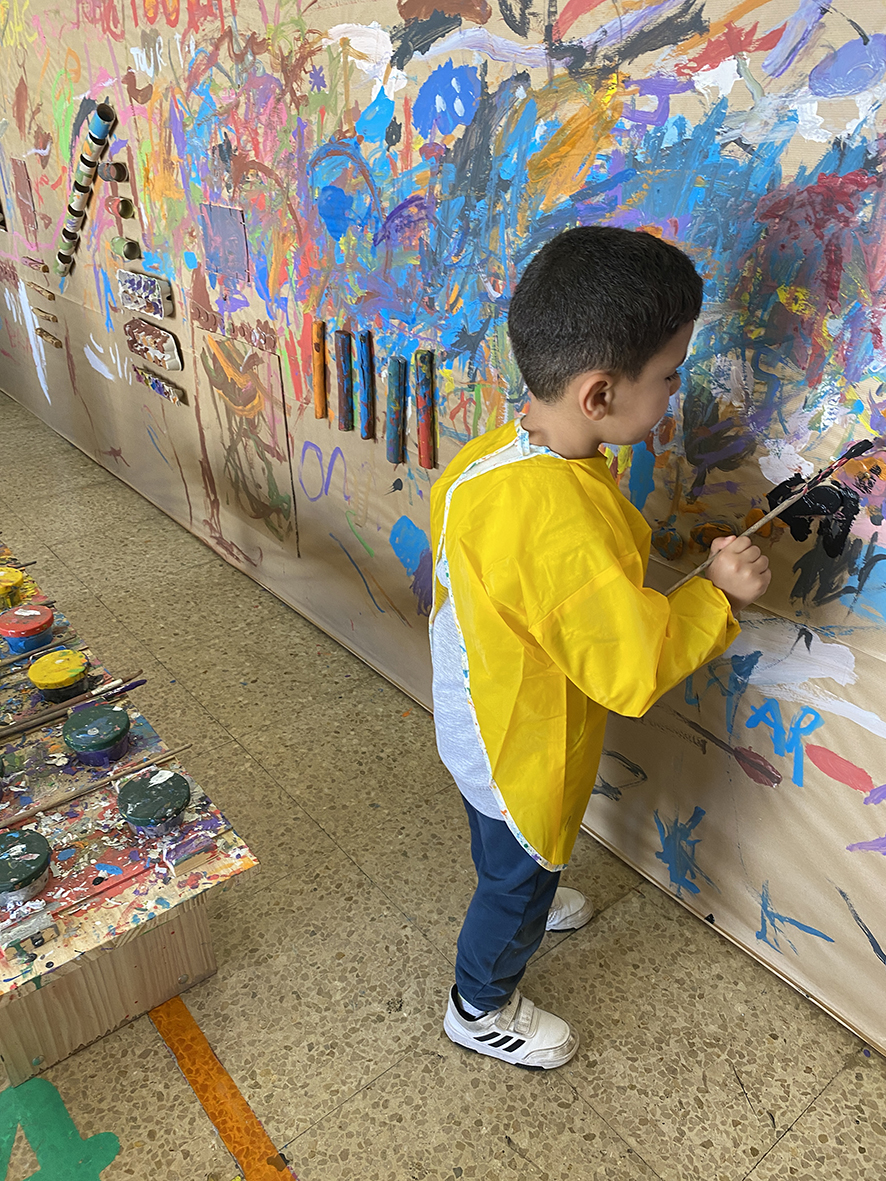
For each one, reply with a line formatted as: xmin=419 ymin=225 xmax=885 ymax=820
xmin=602 ymin=321 xmax=694 ymax=446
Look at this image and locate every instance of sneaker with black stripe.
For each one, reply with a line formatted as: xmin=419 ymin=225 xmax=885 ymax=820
xmin=443 ymin=986 xmax=578 ymax=1069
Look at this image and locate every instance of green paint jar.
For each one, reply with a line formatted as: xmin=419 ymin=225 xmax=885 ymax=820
xmin=111 ymin=236 xmax=140 ymax=260
xmin=105 ymin=196 xmax=134 ymax=218
xmin=117 ymin=768 xmax=190 ymax=837
xmin=0 ymin=830 xmax=52 ymax=907
xmin=62 ymin=703 xmax=131 ymax=766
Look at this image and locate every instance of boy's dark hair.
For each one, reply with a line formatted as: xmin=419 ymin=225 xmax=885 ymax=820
xmin=508 ymin=226 xmax=703 ymax=402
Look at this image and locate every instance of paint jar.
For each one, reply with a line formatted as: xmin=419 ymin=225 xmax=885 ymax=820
xmin=63 ymin=703 xmax=131 ymax=767
xmin=64 ymin=206 xmax=86 ymax=234
xmin=54 ymin=254 xmax=73 ymax=277
xmin=105 ymin=196 xmax=134 ymax=218
xmin=0 ymin=605 xmax=54 ymax=654
xmin=88 ymin=102 xmax=116 ymax=141
xmin=59 ymin=229 xmax=79 ymax=253
xmin=80 ymin=132 xmax=108 ymax=164
xmin=0 ymin=830 xmax=52 ymax=909
xmin=0 ymin=568 xmax=25 ymax=610
xmin=73 ymin=154 xmax=97 ymax=188
xmin=69 ymin=182 xmax=91 ymax=213
xmin=28 ymin=649 xmax=89 ymax=703
xmin=97 ymin=161 xmax=128 ymax=183
xmin=111 ymin=237 xmax=140 ymax=260
xmin=117 ymin=768 xmax=190 ymax=837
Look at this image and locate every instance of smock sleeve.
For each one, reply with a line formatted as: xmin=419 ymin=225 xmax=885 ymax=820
xmin=529 ymin=560 xmax=740 ymax=718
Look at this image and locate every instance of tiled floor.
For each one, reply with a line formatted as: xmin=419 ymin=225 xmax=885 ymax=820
xmin=1 ymin=389 xmax=883 ymax=1181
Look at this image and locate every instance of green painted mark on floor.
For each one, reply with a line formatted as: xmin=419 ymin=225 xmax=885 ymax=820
xmin=0 ymin=1077 xmax=119 ymax=1179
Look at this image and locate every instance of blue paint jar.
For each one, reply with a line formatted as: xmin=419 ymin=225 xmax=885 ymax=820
xmin=0 ymin=605 xmax=54 ymax=653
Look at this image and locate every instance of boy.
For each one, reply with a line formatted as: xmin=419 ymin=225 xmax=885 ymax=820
xmin=429 ymin=226 xmax=770 ymax=1070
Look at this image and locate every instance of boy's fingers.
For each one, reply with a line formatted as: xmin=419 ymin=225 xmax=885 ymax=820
xmin=709 ymin=535 xmax=737 ymax=554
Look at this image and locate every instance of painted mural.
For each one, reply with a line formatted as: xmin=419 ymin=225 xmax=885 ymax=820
xmin=2 ymin=0 xmax=886 ymax=1050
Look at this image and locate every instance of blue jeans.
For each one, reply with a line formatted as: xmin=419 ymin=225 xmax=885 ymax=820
xmin=455 ymin=796 xmax=561 ymax=1012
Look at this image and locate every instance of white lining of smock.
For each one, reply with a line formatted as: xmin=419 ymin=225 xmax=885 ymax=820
xmin=430 ymin=418 xmax=566 ymax=871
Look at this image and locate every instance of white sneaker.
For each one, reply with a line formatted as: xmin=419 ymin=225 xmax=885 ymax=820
xmin=444 ymin=986 xmax=578 ymax=1069
xmin=545 ymin=886 xmax=594 ymax=931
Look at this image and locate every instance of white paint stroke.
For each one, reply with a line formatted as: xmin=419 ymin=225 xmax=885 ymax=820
xmin=425 ymin=28 xmax=548 ymax=69
xmin=84 ymin=345 xmax=115 ymax=381
xmin=17 ymin=279 xmax=50 ymax=404
xmin=773 ymin=685 xmax=886 ymax=740
xmin=729 ymin=616 xmax=856 ymax=687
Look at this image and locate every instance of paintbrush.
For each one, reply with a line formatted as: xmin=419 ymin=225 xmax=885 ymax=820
xmin=666 ymin=439 xmax=877 ymax=595
xmin=0 ymin=672 xmax=145 ymax=740
xmin=0 ymin=742 xmax=193 ymax=830
xmin=0 ymin=636 xmax=77 ymax=671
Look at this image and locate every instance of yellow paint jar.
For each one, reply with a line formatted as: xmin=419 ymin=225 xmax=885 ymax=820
xmin=28 ymin=649 xmax=89 ymax=703
xmin=0 ymin=567 xmax=25 ymax=610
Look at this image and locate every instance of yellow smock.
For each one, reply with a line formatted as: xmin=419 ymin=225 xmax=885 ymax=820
xmin=430 ymin=419 xmax=740 ymax=871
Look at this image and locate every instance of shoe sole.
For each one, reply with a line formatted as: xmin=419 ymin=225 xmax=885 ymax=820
xmin=443 ymin=1012 xmax=579 ymax=1069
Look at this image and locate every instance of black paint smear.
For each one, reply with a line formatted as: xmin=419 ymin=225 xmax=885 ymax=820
xmin=853 ymin=460 xmax=881 ymax=494
xmin=498 ymin=0 xmax=532 ymax=37
xmin=592 ymin=749 xmax=648 ymax=801
xmin=385 ymin=117 xmax=403 ymax=148
xmin=790 ymin=531 xmax=886 ymax=606
xmin=585 ymin=0 xmax=708 ymax=70
xmin=390 ymin=11 xmax=461 ymax=69
xmin=548 ymin=41 xmax=589 ymax=74
xmin=837 ymin=887 xmax=886 ymax=968
xmin=681 ymin=382 xmax=757 ymax=492
xmin=767 ymin=476 xmax=861 ymax=558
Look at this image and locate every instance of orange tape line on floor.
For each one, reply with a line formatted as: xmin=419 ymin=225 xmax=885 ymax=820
xmin=150 ymin=996 xmax=297 ymax=1180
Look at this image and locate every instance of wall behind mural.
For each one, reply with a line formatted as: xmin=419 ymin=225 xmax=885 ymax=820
xmin=2 ymin=0 xmax=886 ymax=1049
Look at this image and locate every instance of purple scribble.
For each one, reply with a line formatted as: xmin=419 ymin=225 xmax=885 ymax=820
xmin=865 ymin=784 xmax=886 ymax=805
xmin=847 ymin=834 xmax=886 ymax=854
xmin=374 ymin=195 xmax=434 ymax=247
xmin=309 ymin=65 xmax=326 ymax=92
xmin=763 ymin=0 xmax=827 ymax=79
xmin=411 ymin=548 xmax=433 ymax=617
xmin=809 ymin=34 xmax=886 ymax=98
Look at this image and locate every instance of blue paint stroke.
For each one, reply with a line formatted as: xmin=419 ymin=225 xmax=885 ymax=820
xmin=356 ymin=90 xmax=395 ymax=142
xmin=628 ymin=441 xmax=655 ymax=511
xmin=756 ymin=880 xmax=834 ymax=954
xmin=745 ymin=699 xmax=824 ymax=785
xmin=94 ymin=863 xmax=123 ymax=875
xmin=329 ymin=533 xmax=385 ymax=613
xmin=317 ymin=184 xmax=353 ymax=239
xmin=810 ymin=34 xmax=886 ymax=98
xmin=412 ymin=61 xmax=481 ymax=137
xmin=837 ymin=887 xmax=886 ymax=968
xmin=653 ymin=806 xmax=717 ymax=897
xmin=390 ymin=516 xmax=433 ymax=615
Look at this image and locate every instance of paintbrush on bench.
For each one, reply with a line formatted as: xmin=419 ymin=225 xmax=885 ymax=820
xmin=666 ymin=439 xmax=877 ymax=595
xmin=0 ymin=672 xmax=145 ymax=740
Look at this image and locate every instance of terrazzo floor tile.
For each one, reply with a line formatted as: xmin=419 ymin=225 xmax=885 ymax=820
xmin=295 ymin=779 xmax=643 ymax=965
xmin=748 ymin=1047 xmax=886 ymax=1179
xmin=189 ymin=849 xmax=454 ymax=1146
xmin=0 ymin=512 xmax=92 ymax=603
xmin=3 ymin=1016 xmax=239 ymax=1181
xmin=286 ymin=1047 xmax=662 ymax=1181
xmin=523 ymin=885 xmax=860 ymax=1181
xmin=181 ymin=740 xmax=340 ymax=890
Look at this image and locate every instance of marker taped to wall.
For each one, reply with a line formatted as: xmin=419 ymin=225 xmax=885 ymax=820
xmin=311 ymin=319 xmax=327 ymax=419
xmin=335 ymin=329 xmax=354 ymax=432
xmin=386 ymin=356 xmax=407 ymax=465
xmin=357 ymin=330 xmax=376 ymax=440
xmin=415 ymin=349 xmax=437 ymax=469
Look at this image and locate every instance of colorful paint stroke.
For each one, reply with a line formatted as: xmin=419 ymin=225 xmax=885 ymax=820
xmin=199 ymin=203 xmax=249 ymax=286
xmin=124 ymin=319 xmax=182 ymax=370
xmin=117 ymin=271 xmax=172 ymax=319
xmin=10 ymin=160 xmax=37 ymax=247
xmin=132 ymin=365 xmax=186 ymax=405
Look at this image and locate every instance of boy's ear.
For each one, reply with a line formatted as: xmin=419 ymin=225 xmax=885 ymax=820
xmin=577 ymin=373 xmax=615 ymax=421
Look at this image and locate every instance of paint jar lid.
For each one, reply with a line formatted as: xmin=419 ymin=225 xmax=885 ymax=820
xmin=117 ymin=768 xmax=190 ymax=826
xmin=0 ymin=605 xmax=53 ymax=639
xmin=0 ymin=829 xmax=52 ymax=894
xmin=29 ymin=649 xmax=88 ymax=690
xmin=0 ymin=567 xmax=24 ymax=593
xmin=63 ymin=703 xmax=131 ymax=752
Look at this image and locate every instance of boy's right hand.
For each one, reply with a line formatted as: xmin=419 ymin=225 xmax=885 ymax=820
xmin=706 ymin=535 xmax=771 ymax=611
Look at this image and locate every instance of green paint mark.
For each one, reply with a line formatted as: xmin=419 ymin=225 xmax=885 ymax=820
xmin=0 ymin=1076 xmax=119 ymax=1179
xmin=345 ymin=510 xmax=374 ymax=556
xmin=471 ymin=383 xmax=483 ymax=437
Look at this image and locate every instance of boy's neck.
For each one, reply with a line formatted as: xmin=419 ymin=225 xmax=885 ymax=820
xmin=520 ymin=396 xmax=606 ymax=460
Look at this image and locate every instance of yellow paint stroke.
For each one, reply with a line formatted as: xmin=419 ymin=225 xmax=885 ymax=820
xmin=527 ymin=85 xmax=622 ymax=212
xmin=206 ymin=338 xmax=266 ymax=418
xmin=777 ymin=284 xmax=815 ymax=317
xmin=150 ymin=997 xmax=294 ymax=1180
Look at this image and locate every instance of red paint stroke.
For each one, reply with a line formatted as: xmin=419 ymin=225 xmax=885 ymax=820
xmin=553 ymin=0 xmax=609 ymax=40
xmin=675 ymin=21 xmax=784 ymax=75
xmin=806 ymin=745 xmax=875 ymax=793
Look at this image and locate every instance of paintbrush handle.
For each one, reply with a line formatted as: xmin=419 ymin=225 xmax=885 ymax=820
xmin=0 ymin=743 xmax=193 ymax=830
xmin=666 ymin=483 xmax=813 ymax=595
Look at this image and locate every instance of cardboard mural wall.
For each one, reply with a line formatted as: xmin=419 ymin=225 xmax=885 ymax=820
xmin=2 ymin=0 xmax=886 ymax=1049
